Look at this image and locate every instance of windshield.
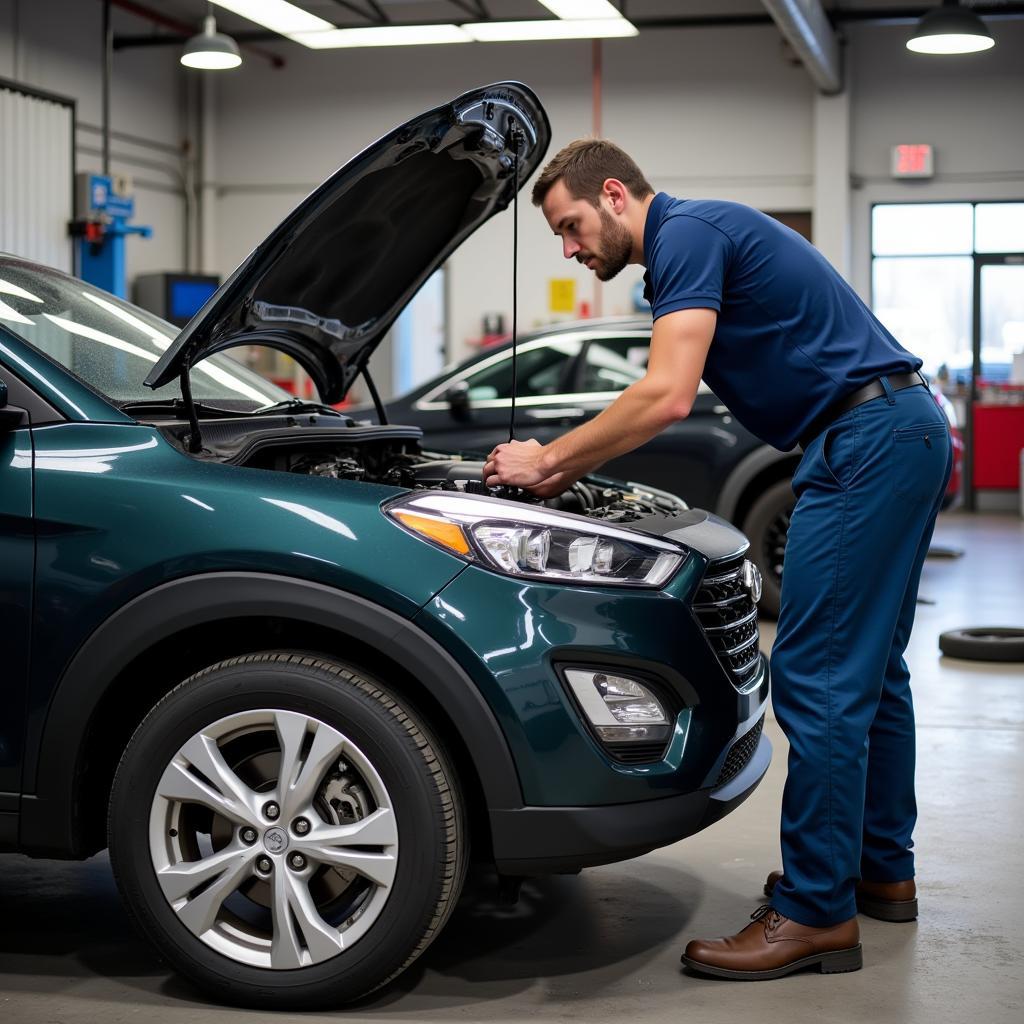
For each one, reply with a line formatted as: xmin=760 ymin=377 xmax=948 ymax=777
xmin=0 ymin=257 xmax=290 ymax=406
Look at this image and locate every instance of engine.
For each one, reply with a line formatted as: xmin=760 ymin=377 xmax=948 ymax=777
xmin=265 ymin=440 xmax=685 ymax=522
xmin=176 ymin=415 xmax=688 ymax=524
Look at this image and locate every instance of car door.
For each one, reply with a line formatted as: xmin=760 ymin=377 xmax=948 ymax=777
xmin=567 ymin=335 xmax=763 ymax=510
xmin=0 ymin=363 xmax=35 ymax=802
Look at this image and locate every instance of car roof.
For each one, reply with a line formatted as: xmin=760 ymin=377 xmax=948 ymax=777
xmin=523 ymin=316 xmax=653 ymax=339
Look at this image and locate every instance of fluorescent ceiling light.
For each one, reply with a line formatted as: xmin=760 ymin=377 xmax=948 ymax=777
xmin=538 ymin=1 xmax=624 ymax=19
xmin=290 ymin=24 xmax=471 ymax=48
xmin=906 ymin=1 xmax=995 ymax=54
xmin=465 ymin=19 xmax=637 ymax=42
xmin=211 ymin=0 xmax=333 ymax=35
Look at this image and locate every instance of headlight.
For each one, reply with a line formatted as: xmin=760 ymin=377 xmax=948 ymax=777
xmin=386 ymin=492 xmax=685 ymax=587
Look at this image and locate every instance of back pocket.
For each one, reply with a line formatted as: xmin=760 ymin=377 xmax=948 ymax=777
xmin=893 ymin=421 xmax=948 ymax=498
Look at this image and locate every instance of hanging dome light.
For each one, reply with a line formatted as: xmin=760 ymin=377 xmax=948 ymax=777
xmin=907 ymin=1 xmax=995 ymax=54
xmin=181 ymin=14 xmax=242 ymax=70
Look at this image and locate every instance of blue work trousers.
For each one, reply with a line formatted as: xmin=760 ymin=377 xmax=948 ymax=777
xmin=769 ymin=380 xmax=953 ymax=928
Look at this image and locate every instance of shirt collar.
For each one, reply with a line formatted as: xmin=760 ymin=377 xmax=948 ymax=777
xmin=642 ymin=191 xmax=671 ymax=268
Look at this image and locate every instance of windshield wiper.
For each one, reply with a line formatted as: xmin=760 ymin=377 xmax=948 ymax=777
xmin=120 ymin=398 xmax=246 ymax=418
xmin=252 ymin=398 xmax=347 ymax=417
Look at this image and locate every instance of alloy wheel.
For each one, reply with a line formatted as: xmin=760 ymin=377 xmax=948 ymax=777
xmin=148 ymin=708 xmax=398 ymax=969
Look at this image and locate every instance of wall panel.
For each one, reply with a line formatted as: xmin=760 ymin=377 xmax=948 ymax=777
xmin=0 ymin=81 xmax=73 ymax=272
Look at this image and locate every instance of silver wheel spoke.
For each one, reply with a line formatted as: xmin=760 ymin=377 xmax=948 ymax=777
xmin=157 ymin=844 xmax=254 ymax=903
xmin=300 ymin=808 xmax=398 ymax=888
xmin=270 ymin=870 xmax=306 ymax=969
xmin=173 ymin=849 xmax=254 ymax=936
xmin=158 ymin=733 xmax=260 ymax=827
xmin=306 ymin=807 xmax=398 ymax=848
xmin=271 ymin=871 xmax=346 ymax=967
xmin=274 ymin=712 xmax=347 ymax=819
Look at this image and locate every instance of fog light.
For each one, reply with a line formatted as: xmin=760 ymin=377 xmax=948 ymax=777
xmin=564 ymin=669 xmax=671 ymax=742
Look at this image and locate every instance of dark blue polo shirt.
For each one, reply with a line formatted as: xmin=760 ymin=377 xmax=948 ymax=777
xmin=642 ymin=193 xmax=920 ymax=451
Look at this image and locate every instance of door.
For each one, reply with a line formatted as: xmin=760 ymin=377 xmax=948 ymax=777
xmin=0 ymin=368 xmax=34 ymax=797
xmin=968 ymin=254 xmax=1024 ymax=504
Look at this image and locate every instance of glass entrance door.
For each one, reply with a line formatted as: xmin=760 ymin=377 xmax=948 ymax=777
xmin=968 ymin=255 xmax=1024 ymax=505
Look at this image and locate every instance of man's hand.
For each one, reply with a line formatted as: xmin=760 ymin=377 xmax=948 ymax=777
xmin=483 ymin=438 xmax=547 ymax=489
xmin=483 ymin=440 xmax=579 ymax=498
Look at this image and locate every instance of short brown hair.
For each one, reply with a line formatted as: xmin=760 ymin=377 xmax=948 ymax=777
xmin=531 ymin=138 xmax=654 ymax=208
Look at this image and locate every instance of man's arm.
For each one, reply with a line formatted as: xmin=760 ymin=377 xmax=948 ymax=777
xmin=483 ymin=308 xmax=717 ymax=493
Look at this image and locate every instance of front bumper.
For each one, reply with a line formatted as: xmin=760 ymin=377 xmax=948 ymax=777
xmin=490 ymin=730 xmax=772 ymax=875
xmin=414 ymin=519 xmax=771 ymax=872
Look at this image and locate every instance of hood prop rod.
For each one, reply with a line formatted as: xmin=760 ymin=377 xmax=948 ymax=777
xmin=508 ymin=123 xmax=523 ymax=444
xmin=180 ymin=365 xmax=203 ymax=453
xmin=362 ymin=364 xmax=388 ymax=425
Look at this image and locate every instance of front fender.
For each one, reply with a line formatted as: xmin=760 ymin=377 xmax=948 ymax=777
xmin=20 ymin=572 xmax=522 ymax=856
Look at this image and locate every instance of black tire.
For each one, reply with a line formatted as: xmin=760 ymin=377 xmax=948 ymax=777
xmin=108 ymin=652 xmax=467 ymax=1009
xmin=741 ymin=479 xmax=794 ymax=621
xmin=939 ymin=628 xmax=1024 ymax=662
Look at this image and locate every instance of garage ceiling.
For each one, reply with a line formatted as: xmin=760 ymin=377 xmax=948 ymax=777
xmin=124 ymin=1 xmax=1024 ymax=39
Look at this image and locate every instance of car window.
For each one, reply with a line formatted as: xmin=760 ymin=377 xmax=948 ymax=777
xmin=578 ymin=338 xmax=649 ymax=394
xmin=0 ymin=259 xmax=289 ymax=406
xmin=463 ymin=337 xmax=582 ymax=400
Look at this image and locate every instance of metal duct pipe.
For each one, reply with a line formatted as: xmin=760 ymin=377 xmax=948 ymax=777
xmin=762 ymin=0 xmax=842 ymax=94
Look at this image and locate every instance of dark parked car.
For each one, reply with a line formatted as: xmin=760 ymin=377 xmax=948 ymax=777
xmin=0 ymin=83 xmax=770 ymax=1008
xmin=376 ymin=319 xmax=964 ymax=617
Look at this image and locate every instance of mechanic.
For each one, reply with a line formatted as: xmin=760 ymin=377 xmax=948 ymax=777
xmin=482 ymin=139 xmax=953 ymax=980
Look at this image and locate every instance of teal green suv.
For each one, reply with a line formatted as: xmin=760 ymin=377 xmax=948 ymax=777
xmin=0 ymin=84 xmax=769 ymax=1008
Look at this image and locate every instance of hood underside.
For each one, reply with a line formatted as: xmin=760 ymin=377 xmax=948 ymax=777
xmin=146 ymin=82 xmax=550 ymax=404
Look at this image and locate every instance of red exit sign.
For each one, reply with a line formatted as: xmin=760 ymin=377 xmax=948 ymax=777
xmin=891 ymin=144 xmax=934 ymax=178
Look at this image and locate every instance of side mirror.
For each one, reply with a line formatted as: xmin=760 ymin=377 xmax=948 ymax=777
xmin=0 ymin=380 xmax=27 ymax=431
xmin=446 ymin=381 xmax=472 ymax=422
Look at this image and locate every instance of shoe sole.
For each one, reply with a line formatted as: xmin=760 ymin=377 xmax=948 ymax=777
xmin=763 ymin=883 xmax=919 ymax=923
xmin=856 ymin=894 xmax=918 ymax=922
xmin=681 ymin=944 xmax=863 ymax=981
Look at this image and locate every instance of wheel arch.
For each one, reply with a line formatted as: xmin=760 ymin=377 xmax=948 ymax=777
xmin=20 ymin=572 xmax=522 ymax=858
xmin=716 ymin=446 xmax=800 ymax=530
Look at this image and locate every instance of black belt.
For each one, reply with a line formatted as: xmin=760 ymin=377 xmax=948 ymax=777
xmin=799 ymin=371 xmax=927 ymax=450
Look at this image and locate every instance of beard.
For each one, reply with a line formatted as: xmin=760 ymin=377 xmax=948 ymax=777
xmin=588 ymin=208 xmax=633 ymax=282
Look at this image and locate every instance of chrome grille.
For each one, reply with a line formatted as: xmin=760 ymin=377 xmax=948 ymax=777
xmin=693 ymin=555 xmax=762 ymax=688
xmin=715 ymin=715 xmax=765 ymax=788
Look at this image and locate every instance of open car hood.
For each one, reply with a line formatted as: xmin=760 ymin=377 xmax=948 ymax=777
xmin=145 ymin=82 xmax=550 ymax=403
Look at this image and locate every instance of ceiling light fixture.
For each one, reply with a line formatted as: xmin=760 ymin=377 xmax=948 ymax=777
xmin=205 ymin=0 xmax=639 ymax=50
xmin=907 ymin=0 xmax=995 ymax=54
xmin=289 ymin=24 xmax=472 ymax=49
xmin=181 ymin=14 xmax=243 ymax=69
xmin=538 ymin=0 xmax=625 ymax=18
xmin=211 ymin=0 xmax=333 ymax=35
xmin=464 ymin=19 xmax=637 ymax=42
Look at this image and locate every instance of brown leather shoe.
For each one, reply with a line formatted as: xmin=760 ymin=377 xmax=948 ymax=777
xmin=681 ymin=905 xmax=862 ymax=980
xmin=763 ymin=871 xmax=918 ymax=922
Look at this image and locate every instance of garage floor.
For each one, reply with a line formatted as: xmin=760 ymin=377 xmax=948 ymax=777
xmin=2 ymin=511 xmax=1022 ymax=1024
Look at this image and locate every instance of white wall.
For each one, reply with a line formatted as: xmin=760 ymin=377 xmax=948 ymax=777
xmin=210 ymin=23 xmax=816 ymax=394
xmin=848 ymin=18 xmax=1024 ymax=302
xmin=0 ymin=0 xmax=190 ymax=281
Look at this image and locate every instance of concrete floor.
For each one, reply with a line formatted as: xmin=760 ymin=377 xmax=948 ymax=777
xmin=2 ymin=511 xmax=1022 ymax=1023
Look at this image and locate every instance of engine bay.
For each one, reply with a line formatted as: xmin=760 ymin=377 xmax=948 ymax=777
xmin=159 ymin=413 xmax=687 ymax=524
xmin=253 ymin=434 xmax=686 ymax=524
